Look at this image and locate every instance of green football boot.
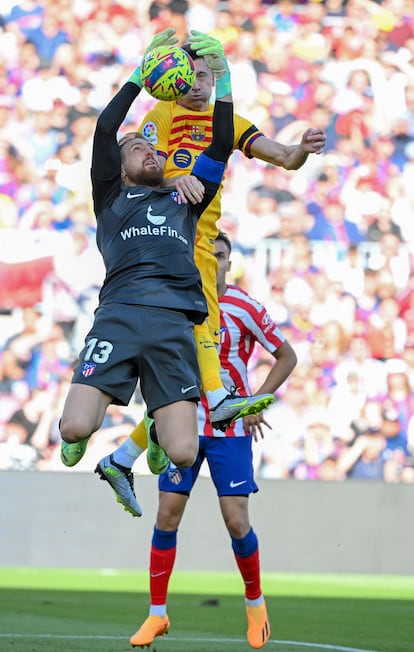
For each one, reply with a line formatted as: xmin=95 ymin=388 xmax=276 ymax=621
xmin=60 ymin=437 xmax=90 ymax=467
xmin=144 ymin=412 xmax=169 ymax=475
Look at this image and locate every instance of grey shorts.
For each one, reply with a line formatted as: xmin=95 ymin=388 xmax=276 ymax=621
xmin=71 ymin=303 xmax=200 ymax=413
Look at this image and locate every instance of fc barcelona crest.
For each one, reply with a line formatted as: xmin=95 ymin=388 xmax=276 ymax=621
xmin=191 ymin=125 xmax=205 ymax=141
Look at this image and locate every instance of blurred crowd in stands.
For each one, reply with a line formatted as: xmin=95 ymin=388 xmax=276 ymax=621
xmin=1 ymin=0 xmax=414 ymax=482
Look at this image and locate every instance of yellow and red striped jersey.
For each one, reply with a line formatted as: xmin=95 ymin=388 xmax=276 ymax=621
xmin=139 ymin=101 xmax=263 ymax=247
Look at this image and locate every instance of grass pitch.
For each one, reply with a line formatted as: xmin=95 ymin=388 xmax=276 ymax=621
xmin=0 ymin=568 xmax=413 ymax=652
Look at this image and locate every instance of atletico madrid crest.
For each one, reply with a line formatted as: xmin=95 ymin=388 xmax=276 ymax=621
xmin=170 ymin=191 xmax=183 ymax=204
xmin=82 ymin=361 xmax=96 ymax=377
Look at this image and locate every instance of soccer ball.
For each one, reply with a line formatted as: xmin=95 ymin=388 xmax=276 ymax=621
xmin=141 ymin=45 xmax=195 ymax=101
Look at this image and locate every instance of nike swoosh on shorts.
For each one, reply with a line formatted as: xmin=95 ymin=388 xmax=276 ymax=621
xmin=229 ymin=480 xmax=247 ymax=488
xmin=181 ymin=385 xmax=197 ymax=394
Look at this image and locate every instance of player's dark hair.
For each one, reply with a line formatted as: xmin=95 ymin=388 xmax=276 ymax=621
xmin=181 ymin=43 xmax=203 ymax=62
xmin=216 ymin=231 xmax=232 ymax=254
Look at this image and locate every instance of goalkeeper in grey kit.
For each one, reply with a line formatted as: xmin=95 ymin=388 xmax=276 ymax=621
xmin=59 ymin=31 xmax=272 ymax=473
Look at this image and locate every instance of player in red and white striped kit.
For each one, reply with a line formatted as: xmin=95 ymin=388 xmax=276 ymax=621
xmin=130 ymin=232 xmax=297 ymax=649
xmin=198 ymin=280 xmax=289 ymax=438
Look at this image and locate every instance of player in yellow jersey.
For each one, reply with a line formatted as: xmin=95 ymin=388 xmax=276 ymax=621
xmin=139 ymin=32 xmax=325 ymax=344
xmin=93 ymin=29 xmax=326 ymax=517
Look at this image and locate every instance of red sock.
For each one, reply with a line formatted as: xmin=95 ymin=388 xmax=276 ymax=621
xmin=234 ymin=549 xmax=262 ymax=600
xmin=149 ymin=544 xmax=176 ymax=605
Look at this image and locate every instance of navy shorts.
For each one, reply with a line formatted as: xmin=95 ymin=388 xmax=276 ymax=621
xmin=158 ymin=435 xmax=258 ymax=496
xmin=71 ymin=303 xmax=200 ymax=413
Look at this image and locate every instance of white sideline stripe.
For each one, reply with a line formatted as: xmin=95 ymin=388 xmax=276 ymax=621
xmin=0 ymin=633 xmax=378 ymax=651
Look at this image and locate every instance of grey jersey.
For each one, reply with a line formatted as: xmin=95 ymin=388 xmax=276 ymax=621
xmin=95 ymin=183 xmax=207 ymax=323
xmin=91 ymin=82 xmax=233 ymax=325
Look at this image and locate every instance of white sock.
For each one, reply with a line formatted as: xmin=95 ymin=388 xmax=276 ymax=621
xmin=112 ymin=437 xmax=144 ymax=468
xmin=149 ymin=604 xmax=167 ymax=617
xmin=245 ymin=594 xmax=264 ymax=608
xmin=206 ymin=388 xmax=229 ymax=409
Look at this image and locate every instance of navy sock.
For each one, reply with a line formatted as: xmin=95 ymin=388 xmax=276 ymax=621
xmin=231 ymin=527 xmax=258 ymax=557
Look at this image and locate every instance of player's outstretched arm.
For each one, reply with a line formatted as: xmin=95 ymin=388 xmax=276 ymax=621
xmin=98 ymin=27 xmax=180 ymax=126
xmin=92 ymin=30 xmax=178 ymax=183
xmin=250 ymin=127 xmax=326 ymax=170
xmin=92 ymin=81 xmax=142 ymax=185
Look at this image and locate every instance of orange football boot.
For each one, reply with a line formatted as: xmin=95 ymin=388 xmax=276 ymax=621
xmin=246 ymin=600 xmax=270 ymax=649
xmin=130 ymin=615 xmax=170 ymax=648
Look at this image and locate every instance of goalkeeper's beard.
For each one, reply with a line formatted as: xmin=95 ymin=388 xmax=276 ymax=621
xmin=132 ymin=166 xmax=164 ymax=187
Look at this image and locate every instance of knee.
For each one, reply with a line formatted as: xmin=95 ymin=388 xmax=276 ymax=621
xmin=225 ymin=514 xmax=250 ymax=540
xmin=59 ymin=414 xmax=92 ymax=444
xmin=166 ymin=440 xmax=198 ymax=469
xmin=223 ymin=509 xmax=251 ymax=539
xmin=170 ymin=450 xmax=197 ymax=469
xmin=157 ymin=506 xmax=181 ymax=530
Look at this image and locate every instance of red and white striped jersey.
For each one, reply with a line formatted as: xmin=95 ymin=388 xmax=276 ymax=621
xmin=199 ymin=284 xmax=286 ymax=438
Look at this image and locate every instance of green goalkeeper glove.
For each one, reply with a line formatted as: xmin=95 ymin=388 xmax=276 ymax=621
xmin=189 ymin=30 xmax=231 ymax=98
xmin=189 ymin=30 xmax=228 ymax=78
xmin=129 ymin=28 xmax=179 ymax=87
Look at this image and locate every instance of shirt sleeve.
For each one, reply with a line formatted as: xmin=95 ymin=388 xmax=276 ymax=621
xmin=192 ymin=101 xmax=234 ymax=217
xmin=245 ymin=304 xmax=286 ymax=353
xmin=91 ymin=82 xmax=140 ymax=214
xmin=91 ymin=82 xmax=140 ymax=183
xmin=234 ymin=113 xmax=264 ymax=158
xmin=222 ymin=288 xmax=286 ymax=354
